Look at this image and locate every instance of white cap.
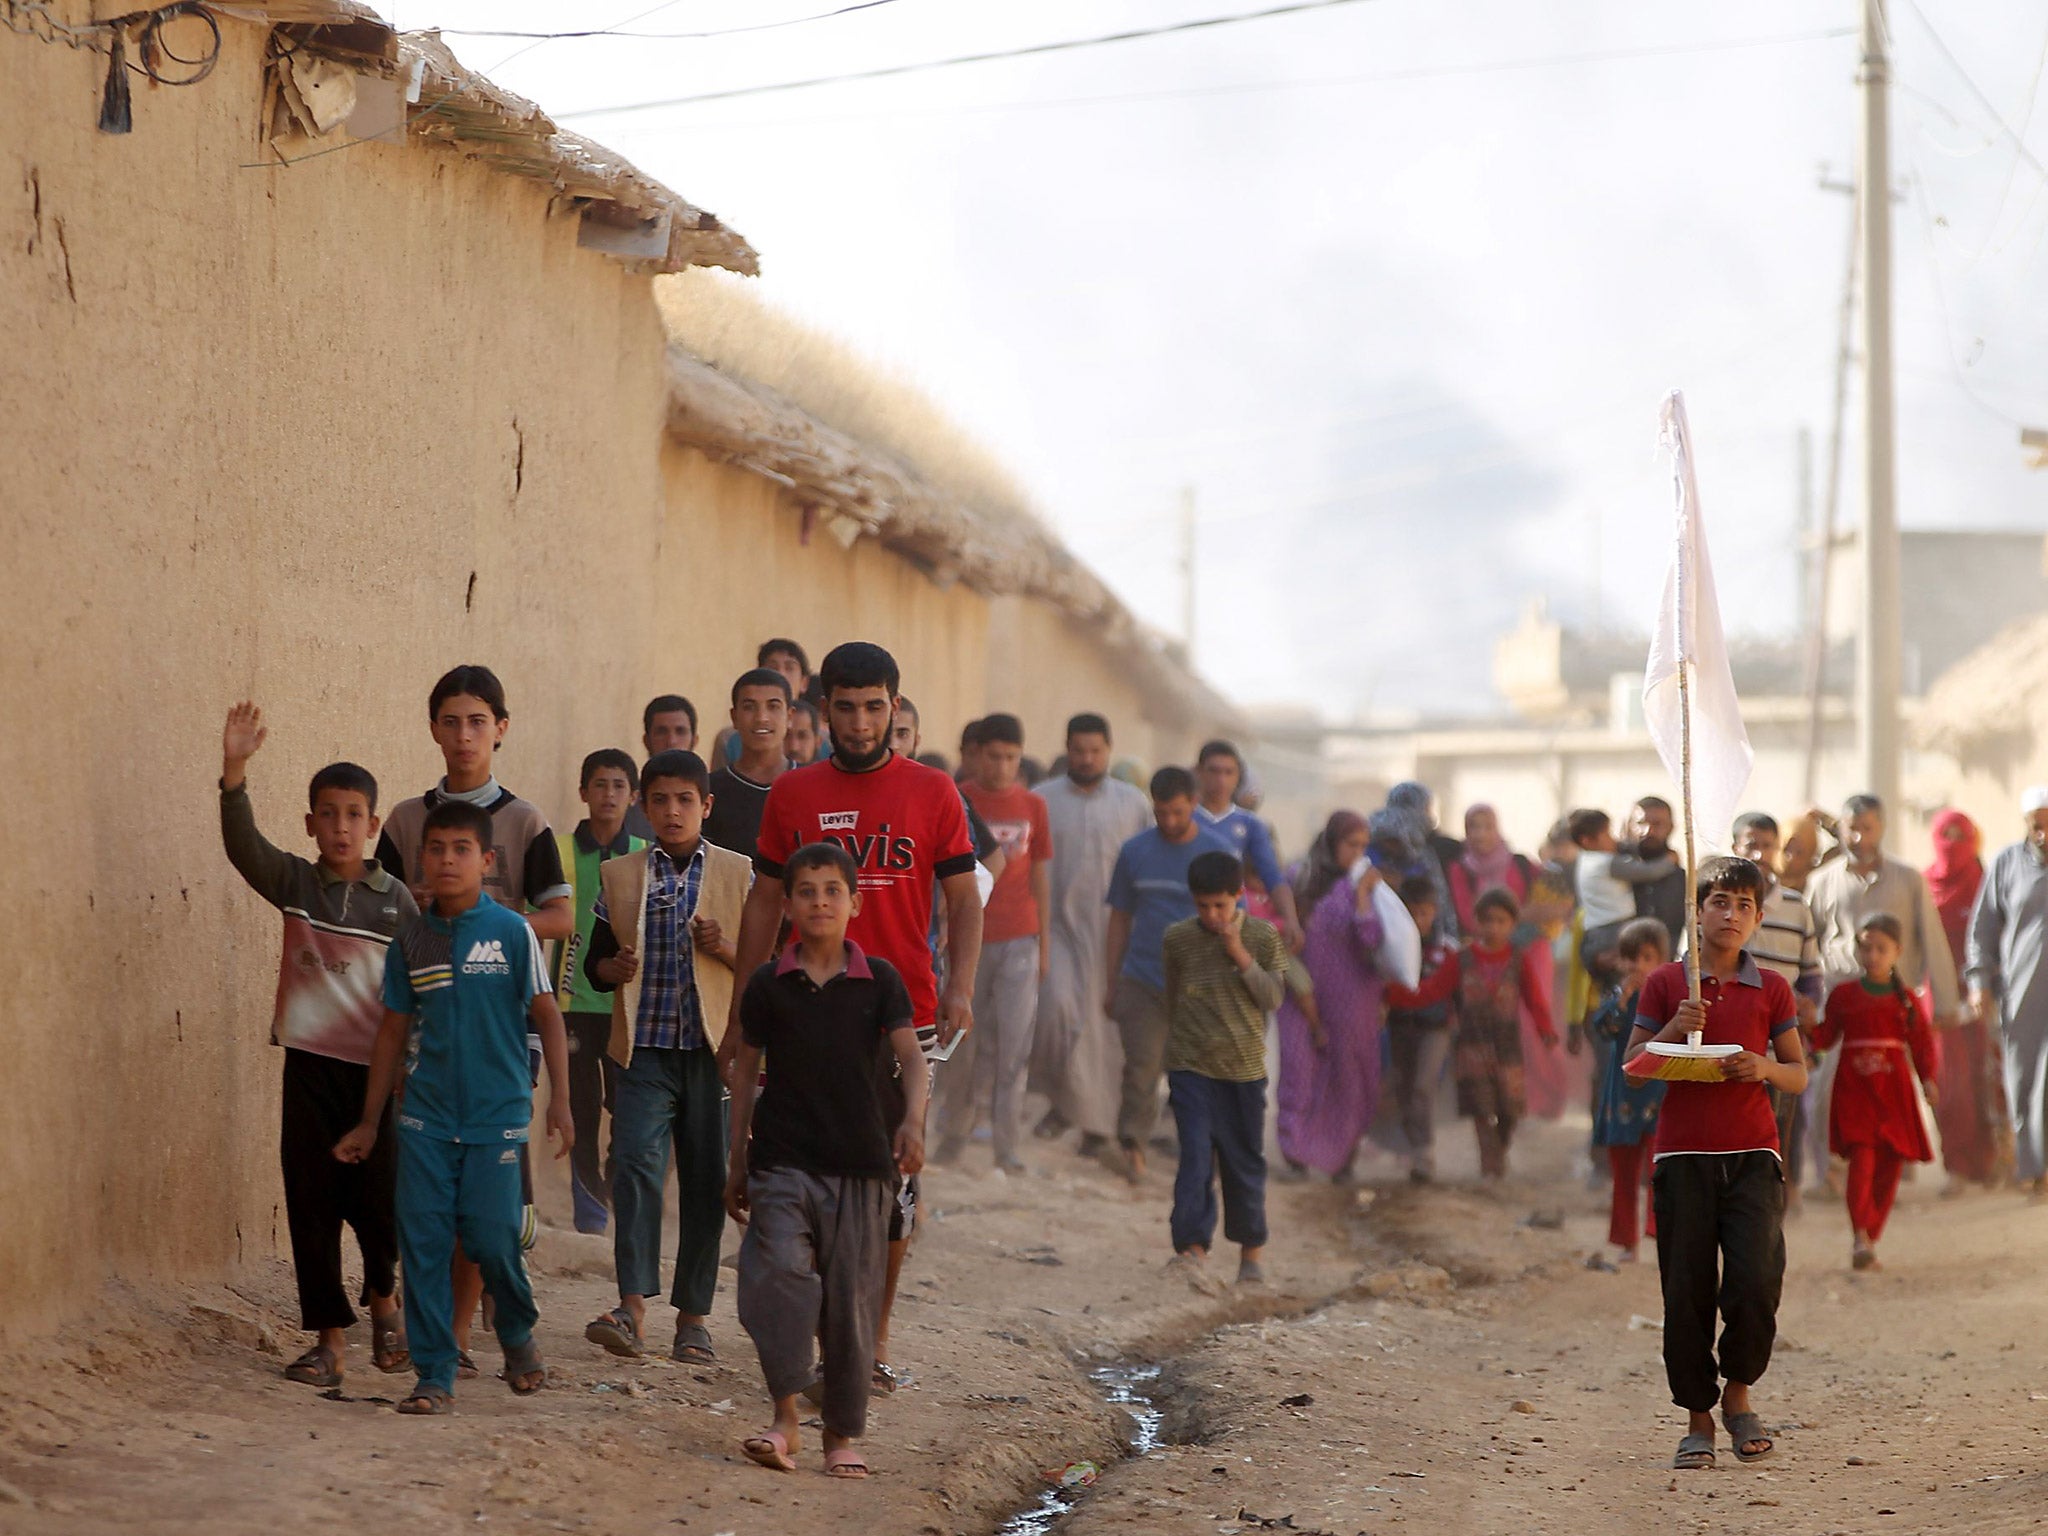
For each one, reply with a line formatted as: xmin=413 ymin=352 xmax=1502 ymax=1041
xmin=2023 ymin=785 xmax=2048 ymax=815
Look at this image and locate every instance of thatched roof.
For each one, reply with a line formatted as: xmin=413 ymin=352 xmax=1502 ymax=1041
xmin=248 ymin=5 xmax=755 ymax=276
xmin=658 ymin=329 xmax=1240 ymax=733
xmin=1914 ymin=613 xmax=2048 ymax=757
xmin=399 ymin=34 xmax=757 ymax=277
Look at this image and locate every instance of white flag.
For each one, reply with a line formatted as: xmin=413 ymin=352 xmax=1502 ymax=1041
xmin=1644 ymin=392 xmax=1753 ymax=850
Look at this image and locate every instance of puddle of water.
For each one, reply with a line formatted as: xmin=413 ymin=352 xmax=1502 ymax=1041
xmin=994 ymin=1363 xmax=1163 ymax=1536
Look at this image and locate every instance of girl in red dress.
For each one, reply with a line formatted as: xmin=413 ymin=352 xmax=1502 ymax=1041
xmin=1811 ymin=913 xmax=1940 ymax=1271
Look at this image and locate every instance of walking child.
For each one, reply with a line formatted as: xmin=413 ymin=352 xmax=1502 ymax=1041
xmin=1161 ymin=851 xmax=1293 ymax=1287
xmin=1448 ymin=889 xmax=1558 ymax=1179
xmin=1811 ymin=912 xmax=1939 ymax=1271
xmin=1627 ymin=855 xmax=1807 ymax=1469
xmin=217 ymin=702 xmax=415 ymax=1386
xmin=334 ymin=800 xmax=573 ymax=1415
xmin=581 ymin=751 xmax=749 ymax=1365
xmin=376 ymin=664 xmax=573 ymax=1369
xmin=726 ymin=843 xmax=927 ymax=1479
xmin=555 ymin=749 xmax=646 ymax=1234
xmin=1382 ymin=875 xmax=1455 ymax=1183
xmin=1586 ymin=916 xmax=1669 ymax=1270
xmin=938 ymin=712 xmax=1054 ymax=1171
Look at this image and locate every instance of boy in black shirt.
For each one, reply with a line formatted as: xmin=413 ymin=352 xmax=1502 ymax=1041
xmin=725 ymin=842 xmax=926 ymax=1480
xmin=704 ymin=668 xmax=796 ymax=858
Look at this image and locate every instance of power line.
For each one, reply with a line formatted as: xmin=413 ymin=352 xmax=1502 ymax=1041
xmin=583 ymin=25 xmax=1858 ymax=132
xmin=557 ymin=0 xmax=1388 ymax=120
xmin=1898 ymin=0 xmax=2048 ymax=184
xmin=441 ymin=0 xmax=905 ymax=43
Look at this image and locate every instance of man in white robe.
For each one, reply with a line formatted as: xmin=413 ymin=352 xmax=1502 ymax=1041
xmin=1029 ymin=713 xmax=1151 ymax=1156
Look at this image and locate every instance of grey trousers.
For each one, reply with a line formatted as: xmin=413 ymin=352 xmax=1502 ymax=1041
xmin=936 ymin=936 xmax=1041 ymax=1161
xmin=1386 ymin=1018 xmax=1451 ymax=1174
xmin=1111 ymin=975 xmax=1171 ymax=1148
xmin=736 ymin=1167 xmax=893 ymax=1438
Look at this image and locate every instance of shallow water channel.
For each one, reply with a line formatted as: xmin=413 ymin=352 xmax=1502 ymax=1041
xmin=994 ymin=1362 xmax=1165 ymax=1536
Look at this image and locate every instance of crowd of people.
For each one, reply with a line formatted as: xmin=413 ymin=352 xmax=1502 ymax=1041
xmin=213 ymin=636 xmax=2048 ymax=1477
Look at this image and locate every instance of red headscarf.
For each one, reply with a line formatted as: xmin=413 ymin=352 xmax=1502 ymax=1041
xmin=1924 ymin=808 xmax=1983 ymax=919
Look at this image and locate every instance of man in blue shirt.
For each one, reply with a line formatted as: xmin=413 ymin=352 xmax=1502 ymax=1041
xmin=336 ymin=800 xmax=571 ymax=1416
xmin=1104 ymin=766 xmax=1232 ymax=1181
xmin=1194 ymin=740 xmax=1303 ymax=953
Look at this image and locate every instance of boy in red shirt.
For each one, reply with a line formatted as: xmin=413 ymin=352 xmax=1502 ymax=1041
xmin=1628 ymin=854 xmax=1808 ymax=1472
xmin=936 ymin=713 xmax=1053 ymax=1171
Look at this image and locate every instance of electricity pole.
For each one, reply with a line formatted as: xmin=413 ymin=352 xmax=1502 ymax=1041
xmin=1857 ymin=0 xmax=1903 ymax=809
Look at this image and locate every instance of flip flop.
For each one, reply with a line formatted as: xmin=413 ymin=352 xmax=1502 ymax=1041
xmin=1723 ymin=1410 xmax=1774 ymax=1463
xmin=824 ymin=1446 xmax=869 ymax=1479
xmin=284 ymin=1345 xmax=341 ymax=1387
xmin=585 ymin=1306 xmax=644 ymax=1359
xmin=1673 ymin=1432 xmax=1716 ymax=1470
xmin=396 ymin=1384 xmax=454 ymax=1415
xmin=503 ymin=1338 xmax=547 ymax=1396
xmin=371 ymin=1313 xmax=410 ymax=1374
xmin=871 ymin=1361 xmax=902 ymax=1394
xmin=742 ymin=1429 xmax=796 ymax=1472
xmin=672 ymin=1322 xmax=716 ymax=1365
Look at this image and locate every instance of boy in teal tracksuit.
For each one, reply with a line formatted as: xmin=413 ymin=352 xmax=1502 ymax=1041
xmin=336 ymin=800 xmax=573 ymax=1415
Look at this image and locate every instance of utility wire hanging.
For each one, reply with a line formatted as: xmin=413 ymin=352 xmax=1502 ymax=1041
xmin=2 ymin=0 xmax=222 ymax=132
xmin=559 ymin=0 xmax=1384 ymax=120
xmin=441 ymin=0 xmax=906 ymax=43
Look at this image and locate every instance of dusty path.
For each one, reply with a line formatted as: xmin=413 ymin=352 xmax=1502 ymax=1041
xmin=5 ymin=1113 xmax=2047 ymax=1535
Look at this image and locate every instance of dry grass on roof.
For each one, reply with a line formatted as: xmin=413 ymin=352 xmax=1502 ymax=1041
xmin=654 ymin=269 xmax=1040 ymax=529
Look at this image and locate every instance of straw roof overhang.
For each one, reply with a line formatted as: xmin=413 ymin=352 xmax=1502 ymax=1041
xmin=247 ymin=8 xmax=755 ymax=276
xmin=399 ymin=34 xmax=757 ymax=277
xmin=1913 ymin=613 xmax=2048 ymax=757
xmin=663 ymin=345 xmax=1242 ymax=732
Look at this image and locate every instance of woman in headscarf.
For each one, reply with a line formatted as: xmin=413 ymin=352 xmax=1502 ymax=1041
xmin=1447 ymin=805 xmax=1533 ymax=935
xmin=1275 ymin=810 xmax=1385 ymax=1180
xmin=1927 ymin=809 xmax=2008 ymax=1187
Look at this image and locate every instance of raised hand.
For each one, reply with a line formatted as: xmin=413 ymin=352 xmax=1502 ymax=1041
xmin=221 ymin=701 xmax=268 ymax=789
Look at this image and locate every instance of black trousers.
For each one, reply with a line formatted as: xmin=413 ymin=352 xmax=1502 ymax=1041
xmin=565 ymin=1011 xmax=616 ymax=1211
xmin=1652 ymin=1150 xmax=1786 ymax=1412
xmin=280 ymin=1048 xmax=397 ymax=1331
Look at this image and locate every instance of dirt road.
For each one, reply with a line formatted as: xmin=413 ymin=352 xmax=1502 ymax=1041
xmin=4 ymin=1115 xmax=2045 ymax=1535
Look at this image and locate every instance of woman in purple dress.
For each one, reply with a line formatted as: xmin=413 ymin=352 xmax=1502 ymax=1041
xmin=1276 ymin=811 xmax=1388 ymax=1179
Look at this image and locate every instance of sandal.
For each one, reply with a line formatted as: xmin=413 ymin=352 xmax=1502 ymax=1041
xmin=455 ymin=1350 xmax=479 ymax=1381
xmin=585 ymin=1306 xmax=645 ymax=1359
xmin=871 ymin=1361 xmax=902 ymax=1394
xmin=824 ymin=1445 xmax=869 ymax=1479
xmin=672 ymin=1321 xmax=716 ymax=1365
xmin=396 ymin=1383 xmax=454 ymax=1415
xmin=284 ymin=1345 xmax=341 ymax=1387
xmin=1673 ymin=1432 xmax=1716 ymax=1470
xmin=371 ymin=1312 xmax=410 ymax=1374
xmin=742 ymin=1429 xmax=796 ymax=1473
xmin=503 ymin=1337 xmax=547 ymax=1396
xmin=1722 ymin=1409 xmax=1774 ymax=1462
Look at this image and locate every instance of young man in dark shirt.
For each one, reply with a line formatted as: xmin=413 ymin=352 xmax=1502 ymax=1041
xmin=726 ymin=841 xmax=925 ymax=1479
xmin=704 ymin=668 xmax=796 ymax=859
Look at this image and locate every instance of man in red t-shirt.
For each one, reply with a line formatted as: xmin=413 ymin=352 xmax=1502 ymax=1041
xmin=1628 ymin=855 xmax=1807 ymax=1473
xmin=725 ymin=641 xmax=983 ymax=1394
xmin=935 ymin=712 xmax=1053 ymax=1172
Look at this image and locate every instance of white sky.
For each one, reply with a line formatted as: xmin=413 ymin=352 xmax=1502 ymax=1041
xmin=393 ymin=0 xmax=2048 ymax=718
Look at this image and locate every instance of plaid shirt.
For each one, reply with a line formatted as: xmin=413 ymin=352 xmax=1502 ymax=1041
xmin=595 ymin=843 xmax=707 ymax=1052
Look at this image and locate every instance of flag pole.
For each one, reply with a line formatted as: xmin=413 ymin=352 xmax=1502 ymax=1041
xmin=1678 ymin=654 xmax=1704 ymax=1013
